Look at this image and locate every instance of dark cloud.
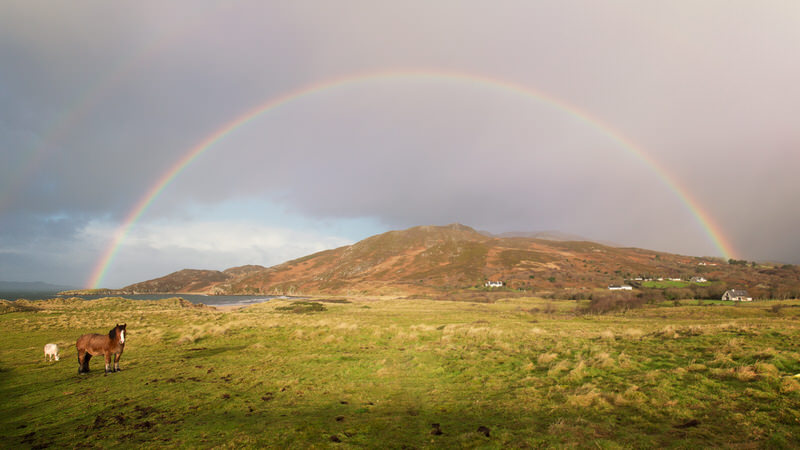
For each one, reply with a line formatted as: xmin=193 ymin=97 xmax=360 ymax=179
xmin=1 ymin=1 xmax=799 ymax=286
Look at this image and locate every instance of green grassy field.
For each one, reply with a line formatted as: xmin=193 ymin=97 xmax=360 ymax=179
xmin=2 ymin=296 xmax=800 ymax=448
xmin=640 ymin=280 xmax=694 ymax=289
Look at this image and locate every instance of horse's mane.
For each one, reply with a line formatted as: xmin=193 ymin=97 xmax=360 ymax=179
xmin=106 ymin=323 xmax=126 ymax=340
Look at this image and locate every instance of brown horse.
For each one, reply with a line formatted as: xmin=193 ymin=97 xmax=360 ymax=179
xmin=76 ymin=323 xmax=126 ymax=375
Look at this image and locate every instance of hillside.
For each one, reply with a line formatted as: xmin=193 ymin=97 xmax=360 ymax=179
xmin=106 ymin=224 xmax=800 ymax=299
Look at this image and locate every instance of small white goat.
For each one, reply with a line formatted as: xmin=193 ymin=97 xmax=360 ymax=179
xmin=44 ymin=343 xmax=60 ymax=362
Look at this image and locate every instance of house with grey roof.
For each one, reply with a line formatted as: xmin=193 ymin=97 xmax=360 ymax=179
xmin=722 ymin=289 xmax=752 ymax=301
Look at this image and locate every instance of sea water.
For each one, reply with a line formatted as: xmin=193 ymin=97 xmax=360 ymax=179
xmin=0 ymin=292 xmax=292 ymax=307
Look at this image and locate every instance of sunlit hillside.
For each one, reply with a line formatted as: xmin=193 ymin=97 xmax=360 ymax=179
xmin=92 ymin=224 xmax=800 ymax=299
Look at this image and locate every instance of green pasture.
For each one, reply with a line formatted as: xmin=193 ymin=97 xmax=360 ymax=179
xmin=640 ymin=280 xmax=693 ymax=289
xmin=1 ymin=296 xmax=800 ymax=448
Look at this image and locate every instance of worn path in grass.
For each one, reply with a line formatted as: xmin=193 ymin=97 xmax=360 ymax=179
xmin=1 ymin=296 xmax=800 ymax=448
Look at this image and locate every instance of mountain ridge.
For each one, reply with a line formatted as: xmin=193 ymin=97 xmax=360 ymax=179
xmin=69 ymin=224 xmax=800 ymax=299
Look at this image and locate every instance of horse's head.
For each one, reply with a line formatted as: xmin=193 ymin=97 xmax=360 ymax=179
xmin=109 ymin=323 xmax=127 ymax=343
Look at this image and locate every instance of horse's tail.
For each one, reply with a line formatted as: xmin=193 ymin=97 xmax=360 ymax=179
xmin=76 ymin=334 xmax=87 ymax=373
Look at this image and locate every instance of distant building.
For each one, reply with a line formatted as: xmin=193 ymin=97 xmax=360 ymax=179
xmin=722 ymin=289 xmax=752 ymax=301
xmin=690 ymin=276 xmax=707 ymax=283
xmin=485 ymin=280 xmax=504 ymax=288
xmin=608 ymin=285 xmax=633 ymax=291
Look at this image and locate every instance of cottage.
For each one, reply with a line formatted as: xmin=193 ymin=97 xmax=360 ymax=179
xmin=722 ymin=289 xmax=752 ymax=301
xmin=690 ymin=276 xmax=707 ymax=283
xmin=485 ymin=280 xmax=504 ymax=288
xmin=608 ymin=285 xmax=633 ymax=291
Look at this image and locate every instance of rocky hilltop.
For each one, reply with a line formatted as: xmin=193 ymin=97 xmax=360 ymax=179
xmin=78 ymin=224 xmax=799 ymax=299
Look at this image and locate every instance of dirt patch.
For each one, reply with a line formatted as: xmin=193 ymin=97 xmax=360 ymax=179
xmin=92 ymin=415 xmax=107 ymax=429
xmin=134 ymin=405 xmax=157 ymax=419
xmin=674 ymin=419 xmax=700 ymax=429
xmin=134 ymin=420 xmax=154 ymax=430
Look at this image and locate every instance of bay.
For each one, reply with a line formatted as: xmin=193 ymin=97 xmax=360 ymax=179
xmin=0 ymin=291 xmax=291 ymax=307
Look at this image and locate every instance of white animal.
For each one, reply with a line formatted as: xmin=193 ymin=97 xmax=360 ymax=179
xmin=44 ymin=343 xmax=60 ymax=362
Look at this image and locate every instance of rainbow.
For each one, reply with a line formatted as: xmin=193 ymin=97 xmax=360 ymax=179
xmin=87 ymin=69 xmax=737 ymax=288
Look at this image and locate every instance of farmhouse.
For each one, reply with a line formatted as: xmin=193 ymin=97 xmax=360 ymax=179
xmin=485 ymin=280 xmax=504 ymax=288
xmin=722 ymin=289 xmax=752 ymax=301
xmin=608 ymin=285 xmax=633 ymax=291
xmin=690 ymin=276 xmax=707 ymax=283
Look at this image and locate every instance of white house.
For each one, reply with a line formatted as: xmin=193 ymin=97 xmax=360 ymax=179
xmin=722 ymin=289 xmax=752 ymax=301
xmin=608 ymin=285 xmax=633 ymax=291
xmin=485 ymin=280 xmax=504 ymax=288
xmin=690 ymin=276 xmax=707 ymax=283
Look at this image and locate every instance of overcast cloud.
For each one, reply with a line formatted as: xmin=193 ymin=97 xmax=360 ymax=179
xmin=1 ymin=1 xmax=798 ymax=288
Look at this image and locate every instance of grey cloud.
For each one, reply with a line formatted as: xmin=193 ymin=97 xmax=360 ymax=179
xmin=1 ymin=1 xmax=799 ymax=287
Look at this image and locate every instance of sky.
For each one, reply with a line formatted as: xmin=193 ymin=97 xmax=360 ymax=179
xmin=1 ymin=1 xmax=799 ymax=288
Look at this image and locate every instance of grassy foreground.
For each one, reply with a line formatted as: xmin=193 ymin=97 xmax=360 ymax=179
xmin=1 ymin=296 xmax=800 ymax=448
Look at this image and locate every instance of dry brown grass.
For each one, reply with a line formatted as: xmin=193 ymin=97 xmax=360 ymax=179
xmin=780 ymin=377 xmax=800 ymax=393
xmin=537 ymin=352 xmax=558 ymax=365
xmin=599 ymin=329 xmax=615 ymax=341
xmin=548 ymin=359 xmax=571 ymax=376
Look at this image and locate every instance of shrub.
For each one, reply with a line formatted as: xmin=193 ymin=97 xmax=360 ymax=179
xmin=582 ymin=292 xmax=645 ymax=314
xmin=275 ymin=301 xmax=327 ymax=314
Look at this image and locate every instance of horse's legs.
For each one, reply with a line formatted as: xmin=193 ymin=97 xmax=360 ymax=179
xmin=77 ymin=350 xmax=89 ymax=373
xmin=113 ymin=352 xmax=122 ymax=372
xmin=83 ymin=353 xmax=92 ymax=372
xmin=104 ymin=352 xmax=112 ymax=374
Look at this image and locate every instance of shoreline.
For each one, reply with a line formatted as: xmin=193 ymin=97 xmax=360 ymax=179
xmin=0 ymin=292 xmax=300 ymax=306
